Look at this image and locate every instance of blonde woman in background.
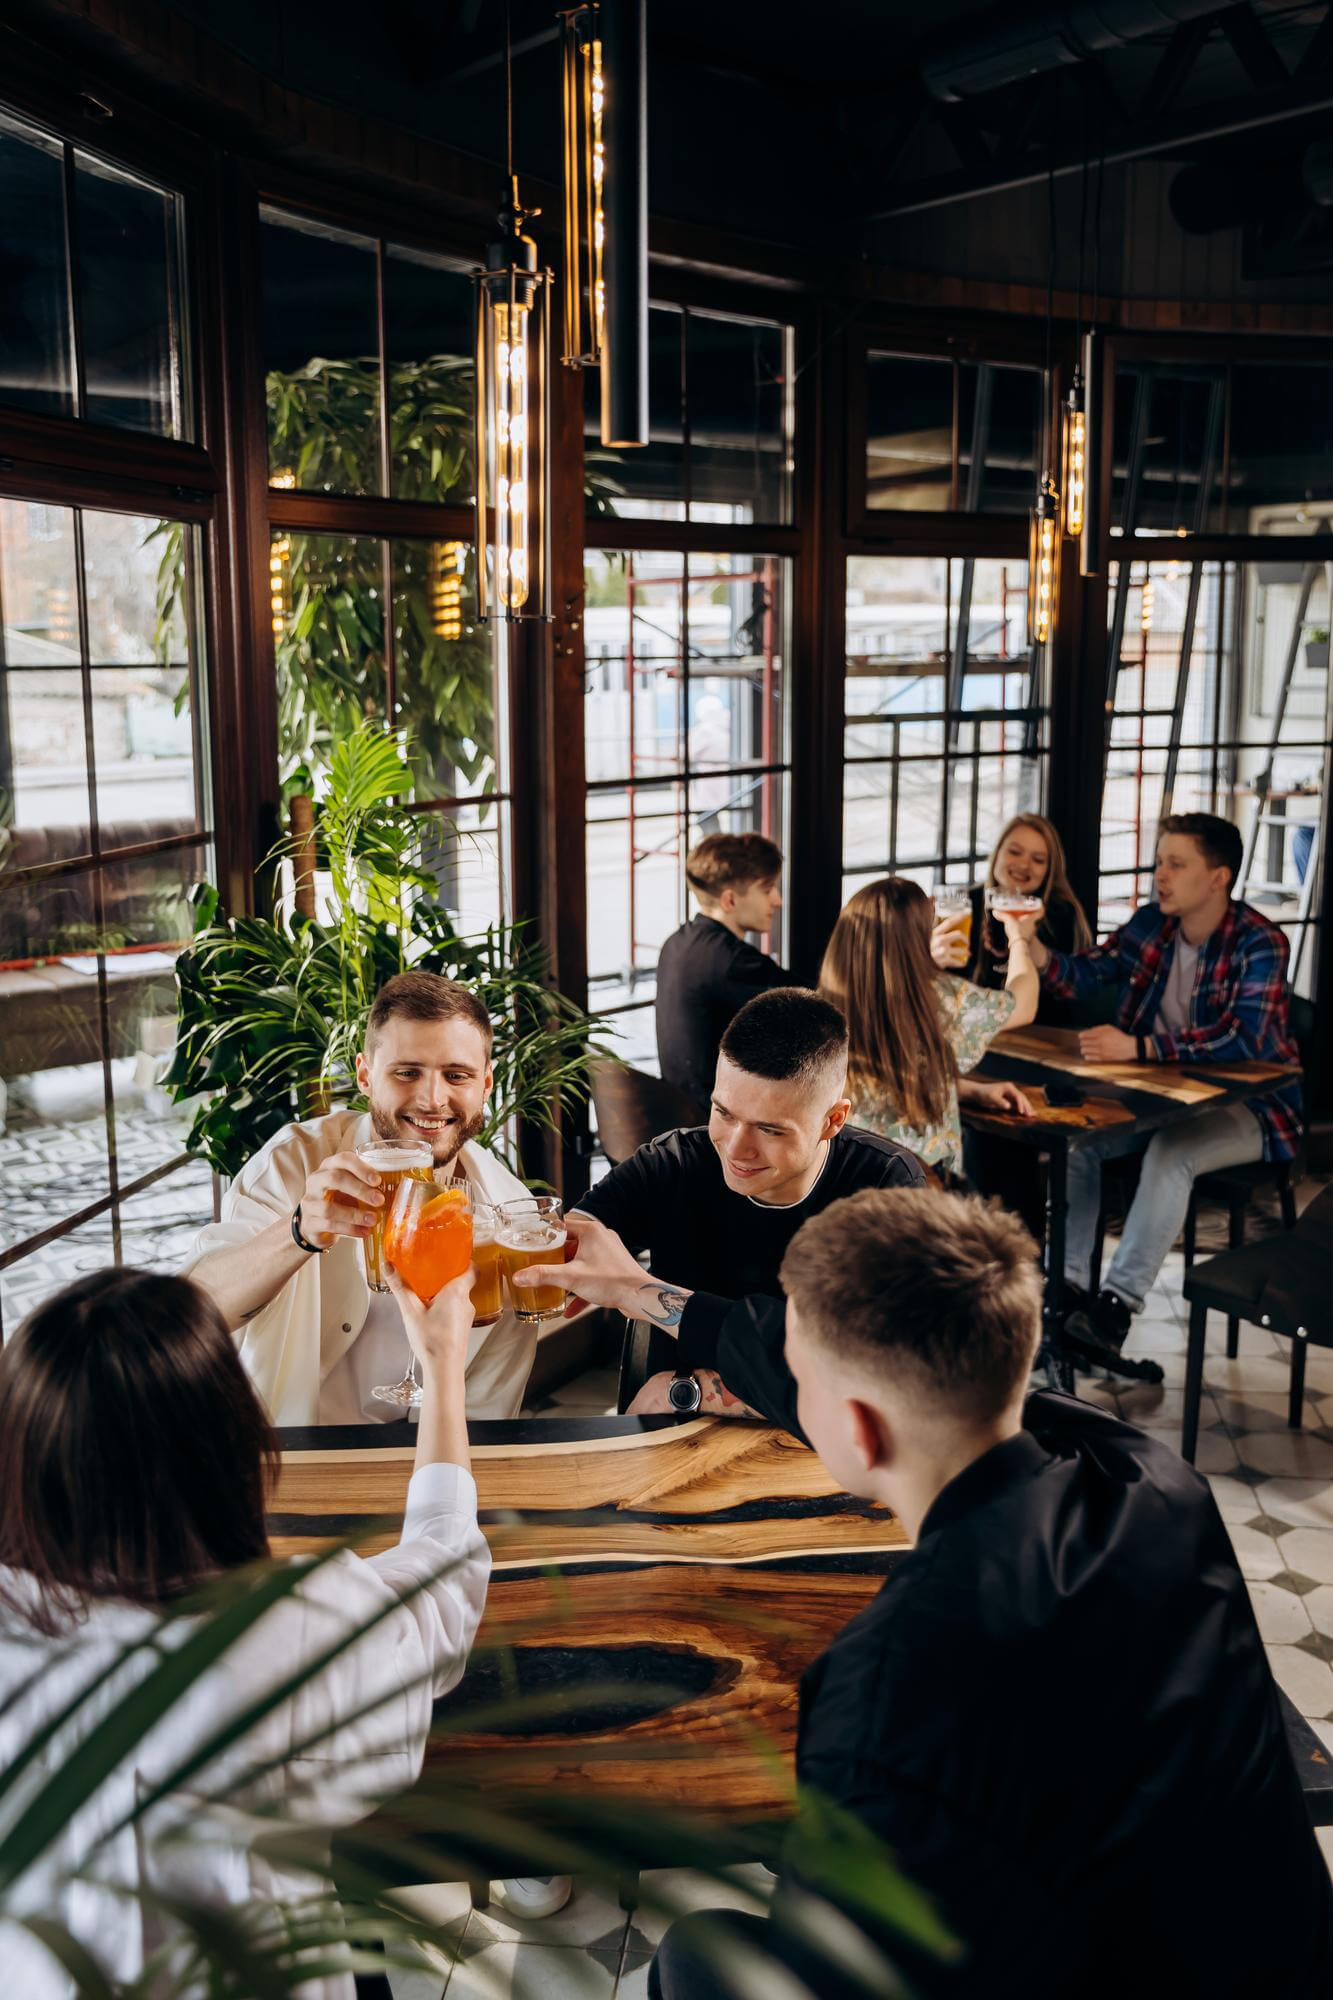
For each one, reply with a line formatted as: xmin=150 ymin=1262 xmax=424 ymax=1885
xmin=820 ymin=877 xmax=1036 ymax=1181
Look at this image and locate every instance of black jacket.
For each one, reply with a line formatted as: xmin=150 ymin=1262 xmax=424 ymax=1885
xmin=677 ymin=1293 xmax=1333 ymax=1998
xmin=654 ymin=915 xmax=793 ymax=1105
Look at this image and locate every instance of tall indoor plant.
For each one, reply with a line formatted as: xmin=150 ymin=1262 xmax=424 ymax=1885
xmin=166 ymin=725 xmax=608 ymax=1181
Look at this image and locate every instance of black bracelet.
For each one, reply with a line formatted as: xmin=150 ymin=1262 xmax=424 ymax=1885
xmin=291 ymin=1203 xmax=327 ymax=1255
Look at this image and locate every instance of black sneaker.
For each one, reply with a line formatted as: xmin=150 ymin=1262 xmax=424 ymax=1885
xmin=1061 ymin=1290 xmax=1164 ymax=1385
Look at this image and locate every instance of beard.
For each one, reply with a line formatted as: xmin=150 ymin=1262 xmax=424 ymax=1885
xmin=369 ymin=1098 xmax=486 ymax=1169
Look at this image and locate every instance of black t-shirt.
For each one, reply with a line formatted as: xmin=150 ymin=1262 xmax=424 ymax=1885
xmin=654 ymin=915 xmax=793 ymax=1106
xmin=965 ymin=884 xmax=1082 ymax=1027
xmin=576 ymin=1122 xmax=925 ymax=1302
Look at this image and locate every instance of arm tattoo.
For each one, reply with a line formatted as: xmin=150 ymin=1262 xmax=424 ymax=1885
xmin=634 ymin=1281 xmax=690 ymax=1328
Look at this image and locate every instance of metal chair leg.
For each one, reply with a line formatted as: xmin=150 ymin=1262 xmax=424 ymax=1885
xmin=1289 ymin=1335 xmax=1308 ymax=1432
xmin=1225 ymin=1200 xmax=1245 ymax=1359
xmin=1278 ymin=1170 xmax=1298 ymax=1234
xmin=1183 ymin=1191 xmax=1197 ymax=1268
xmin=1182 ymin=1297 xmax=1209 ymax=1467
xmin=1090 ymin=1207 xmax=1105 ymax=1295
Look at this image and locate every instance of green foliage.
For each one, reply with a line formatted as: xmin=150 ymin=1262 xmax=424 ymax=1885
xmin=0 ymin=1528 xmax=949 ymax=1997
xmin=166 ymin=724 xmax=611 ymax=1180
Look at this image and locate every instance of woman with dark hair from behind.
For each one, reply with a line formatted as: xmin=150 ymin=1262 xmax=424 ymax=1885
xmin=820 ymin=876 xmax=1039 ymax=1183
xmin=0 ymin=1262 xmax=489 ymax=2000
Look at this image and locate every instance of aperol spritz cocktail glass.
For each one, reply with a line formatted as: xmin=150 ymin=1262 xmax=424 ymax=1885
xmin=372 ymin=1176 xmax=474 ymax=1409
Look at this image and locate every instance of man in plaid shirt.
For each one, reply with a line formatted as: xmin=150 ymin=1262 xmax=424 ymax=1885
xmin=1023 ymin=812 xmax=1302 ymax=1372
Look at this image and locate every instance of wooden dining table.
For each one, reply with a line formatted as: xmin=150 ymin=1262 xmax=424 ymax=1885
xmin=272 ymin=1410 xmax=908 ymax=1882
xmin=968 ymin=1023 xmax=1300 ymax=1384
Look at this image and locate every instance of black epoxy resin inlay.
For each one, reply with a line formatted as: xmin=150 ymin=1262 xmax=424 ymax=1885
xmin=435 ymin=1645 xmax=728 ymax=1736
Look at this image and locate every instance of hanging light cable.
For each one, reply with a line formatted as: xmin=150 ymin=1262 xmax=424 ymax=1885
xmin=474 ymin=2 xmax=553 ymax=622
xmin=1029 ymin=158 xmax=1062 ymax=649
xmin=1061 ymin=139 xmax=1090 ymax=540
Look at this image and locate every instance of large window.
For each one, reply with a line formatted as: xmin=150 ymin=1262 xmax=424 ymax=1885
xmin=582 ymin=304 xmax=795 ymax=1074
xmin=0 ymin=496 xmax=212 ymax=1335
xmin=260 ymin=205 xmax=507 ymax=931
xmin=1102 ymin=555 xmax=1330 ymax=993
xmin=842 ymin=555 xmax=1040 ymax=904
xmin=0 ymin=107 xmax=187 ymax=435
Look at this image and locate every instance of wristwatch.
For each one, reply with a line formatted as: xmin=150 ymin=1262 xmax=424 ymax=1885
xmin=291 ymin=1203 xmax=327 ymax=1255
xmin=666 ymin=1368 xmax=703 ymax=1414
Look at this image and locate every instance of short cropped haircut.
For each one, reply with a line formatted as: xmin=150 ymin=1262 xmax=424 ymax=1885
xmin=1159 ymin=812 xmax=1243 ymax=893
xmin=0 ymin=1269 xmax=278 ymax=1636
xmin=366 ymin=970 xmax=494 ymax=1057
xmin=685 ymin=831 xmax=783 ymax=901
xmin=719 ymin=987 xmax=849 ymax=1093
xmin=781 ymin=1187 xmax=1042 ymax=1425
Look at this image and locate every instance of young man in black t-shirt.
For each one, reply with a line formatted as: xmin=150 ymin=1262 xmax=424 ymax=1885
xmin=654 ymin=831 xmax=795 ymax=1109
xmin=578 ymin=986 xmax=925 ymax=1409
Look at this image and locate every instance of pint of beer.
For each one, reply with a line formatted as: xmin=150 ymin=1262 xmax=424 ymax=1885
xmin=497 ymin=1196 xmax=568 ymax=1323
xmin=934 ymin=884 xmax=973 ymax=950
xmin=470 ymin=1202 xmax=504 ymax=1325
xmin=354 ymin=1140 xmax=433 ymax=1291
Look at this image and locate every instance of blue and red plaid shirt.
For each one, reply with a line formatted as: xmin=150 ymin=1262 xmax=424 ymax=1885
xmin=1042 ymin=899 xmax=1303 ymax=1161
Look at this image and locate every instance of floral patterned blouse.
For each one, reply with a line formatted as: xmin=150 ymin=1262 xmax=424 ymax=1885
xmin=848 ymin=975 xmax=1016 ymax=1175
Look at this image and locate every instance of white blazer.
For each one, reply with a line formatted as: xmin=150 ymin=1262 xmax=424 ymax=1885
xmin=185 ymin=1108 xmax=537 ymax=1425
xmin=0 ymin=1464 xmax=490 ymax=2000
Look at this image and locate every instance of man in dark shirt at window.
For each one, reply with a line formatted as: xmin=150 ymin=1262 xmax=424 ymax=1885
xmin=578 ymin=987 xmax=924 ymax=1409
xmin=655 ymin=831 xmax=793 ymax=1109
xmin=514 ymin=1190 xmax=1333 ymax=2000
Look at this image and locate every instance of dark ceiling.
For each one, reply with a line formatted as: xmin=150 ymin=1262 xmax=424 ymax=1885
xmin=12 ymin=0 xmax=1333 ymax=281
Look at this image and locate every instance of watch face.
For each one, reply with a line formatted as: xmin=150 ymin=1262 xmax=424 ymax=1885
xmin=667 ymin=1373 xmax=702 ymax=1413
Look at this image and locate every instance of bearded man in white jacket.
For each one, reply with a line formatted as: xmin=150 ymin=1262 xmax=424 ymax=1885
xmin=187 ymin=970 xmax=536 ymax=1425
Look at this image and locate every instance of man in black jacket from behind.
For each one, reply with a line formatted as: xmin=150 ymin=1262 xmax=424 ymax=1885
xmin=655 ymin=831 xmax=793 ymax=1110
xmin=513 ymin=1190 xmax=1333 ymax=1999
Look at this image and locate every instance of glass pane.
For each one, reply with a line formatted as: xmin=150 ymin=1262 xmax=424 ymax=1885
xmin=0 ymin=111 xmax=73 ymax=419
xmin=385 ymin=246 xmax=474 ymax=504
xmin=686 ymin=550 xmax=786 ymax=788
xmin=1112 ymin=363 xmax=1225 ymax=536
xmin=113 ymin=1160 xmax=215 ymax=1271
xmin=90 ymin=668 xmax=197 ymax=835
xmin=74 ymin=151 xmax=182 ymax=437
xmin=585 ymin=782 xmax=686 ymax=997
xmin=1 ymin=500 xmax=87 ymax=851
xmin=417 ymin=803 xmax=505 ymax=938
xmin=391 ymin=540 xmax=495 ymax=800
xmin=1 ymin=1208 xmax=114 ymax=1336
xmin=586 ymin=305 xmax=685 ymax=520
xmin=83 ymin=511 xmax=188 ymax=664
xmin=686 ymin=312 xmax=791 ymax=525
xmin=261 ymin=209 xmax=381 ymax=496
xmin=865 ymin=352 xmax=952 ymax=511
xmin=1228 ymin=362 xmax=1333 ymax=531
xmin=960 ymin=363 xmax=1041 ymax=516
xmin=272 ymin=531 xmax=385 ymax=795
xmin=845 ymin=555 xmax=950 ymax=759
xmin=583 ymin=549 xmax=683 ymax=785
xmin=586 ymin=1003 xmax=655 ymax=1072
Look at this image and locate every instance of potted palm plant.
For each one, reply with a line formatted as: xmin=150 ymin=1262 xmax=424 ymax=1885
xmin=166 ymin=724 xmax=608 ymax=1182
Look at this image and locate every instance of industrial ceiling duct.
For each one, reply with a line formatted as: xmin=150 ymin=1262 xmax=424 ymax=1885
xmin=919 ymin=0 xmax=1224 ymax=104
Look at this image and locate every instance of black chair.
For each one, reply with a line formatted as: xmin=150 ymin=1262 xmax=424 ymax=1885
xmin=589 ymin=1059 xmax=704 ymax=1167
xmin=1181 ymin=1183 xmax=1333 ymax=1463
xmin=1182 ymin=992 xmax=1314 ymax=1358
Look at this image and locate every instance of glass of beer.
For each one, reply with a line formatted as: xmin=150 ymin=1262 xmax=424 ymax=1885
xmin=986 ymin=886 xmax=1043 ymax=920
xmin=497 ymin=1195 xmax=568 ymax=1323
xmin=934 ymin=884 xmax=973 ymax=951
xmin=373 ymin=1177 xmax=474 ymax=1410
xmin=355 ymin=1139 xmax=433 ymax=1292
xmin=470 ymin=1201 xmax=504 ymax=1326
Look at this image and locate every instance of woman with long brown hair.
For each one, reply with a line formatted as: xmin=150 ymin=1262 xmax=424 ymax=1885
xmin=820 ymin=876 xmax=1037 ymax=1177
xmin=0 ymin=1263 xmax=488 ymax=1999
xmin=933 ymin=814 xmax=1092 ymax=1020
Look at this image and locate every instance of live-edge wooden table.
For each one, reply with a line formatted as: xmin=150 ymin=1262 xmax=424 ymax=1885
xmin=272 ymin=1411 xmax=909 ymax=1895
xmin=968 ymin=1025 xmax=1300 ymax=1390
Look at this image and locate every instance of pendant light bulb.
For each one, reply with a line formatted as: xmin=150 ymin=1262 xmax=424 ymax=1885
xmin=475 ymin=178 xmax=553 ymax=622
xmin=1027 ymin=477 xmax=1061 ymax=650
xmin=1061 ymin=374 xmax=1087 ymax=540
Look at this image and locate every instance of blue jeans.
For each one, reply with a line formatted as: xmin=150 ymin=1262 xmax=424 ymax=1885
xmin=1064 ymin=1101 xmax=1264 ymax=1310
